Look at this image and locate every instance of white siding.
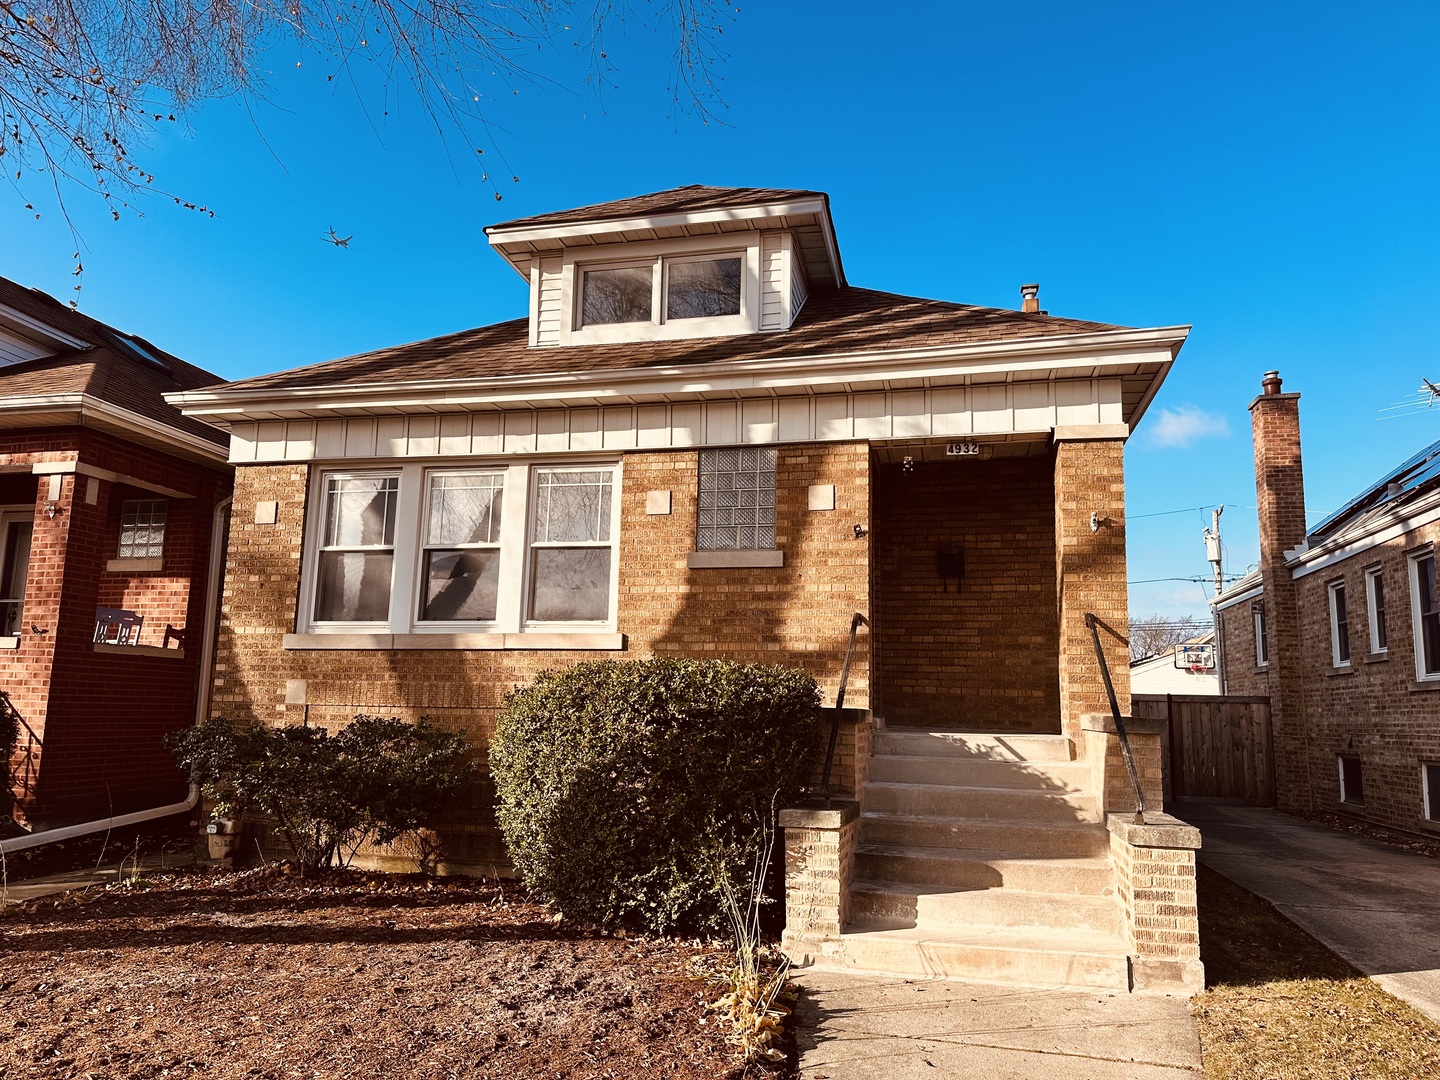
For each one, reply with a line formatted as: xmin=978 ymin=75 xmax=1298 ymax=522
xmin=0 ymin=326 xmax=50 ymax=366
xmin=533 ymin=256 xmax=564 ymax=347
xmin=788 ymin=244 xmax=809 ymax=322
xmin=759 ymin=233 xmax=786 ymax=331
xmin=233 ymin=379 xmax=1128 ymax=462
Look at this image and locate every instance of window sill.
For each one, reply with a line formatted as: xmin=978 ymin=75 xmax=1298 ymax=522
xmin=1325 ymin=665 xmax=1356 ymax=677
xmin=106 ymin=557 xmax=164 ymax=573
xmin=1363 ymin=651 xmax=1389 ymax=664
xmin=1410 ymin=678 xmax=1440 ymax=693
xmin=1252 ymin=665 xmax=1270 ymax=675
xmin=1416 ymin=818 xmax=1440 ymax=837
xmin=282 ymin=632 xmax=628 ymax=652
xmin=93 ymin=642 xmax=185 ymax=659
xmin=0 ymin=636 xmax=18 ymax=650
xmin=687 ymin=549 xmax=784 ymax=569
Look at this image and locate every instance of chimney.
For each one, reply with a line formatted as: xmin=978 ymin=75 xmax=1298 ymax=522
xmin=1020 ymin=283 xmax=1040 ymax=314
xmin=1250 ymin=369 xmax=1306 ymax=566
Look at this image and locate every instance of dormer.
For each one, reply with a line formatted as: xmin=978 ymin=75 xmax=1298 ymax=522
xmin=484 ymin=185 xmax=845 ymax=347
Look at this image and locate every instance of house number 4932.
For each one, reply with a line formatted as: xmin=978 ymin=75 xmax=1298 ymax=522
xmin=946 ymin=442 xmax=980 ymax=457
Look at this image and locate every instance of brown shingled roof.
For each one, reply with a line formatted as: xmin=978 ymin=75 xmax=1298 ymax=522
xmin=487 ymin=184 xmax=828 ymax=232
xmin=0 ymin=277 xmax=228 ymax=445
xmin=217 ymin=286 xmax=1130 ymax=395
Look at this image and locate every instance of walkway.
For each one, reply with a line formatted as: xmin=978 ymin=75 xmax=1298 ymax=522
xmin=1183 ymin=801 xmax=1440 ymax=1025
xmin=794 ymin=971 xmax=1201 ymax=1079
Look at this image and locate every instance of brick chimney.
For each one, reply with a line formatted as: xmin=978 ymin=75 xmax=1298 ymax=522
xmin=1249 ymin=369 xmax=1306 ymax=566
xmin=1248 ymin=369 xmax=1312 ymax=812
xmin=1020 ymin=283 xmax=1040 ymax=314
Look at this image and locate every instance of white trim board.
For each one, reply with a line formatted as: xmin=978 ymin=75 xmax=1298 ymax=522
xmin=227 ymin=380 xmax=1126 ymax=464
xmin=1290 ymin=493 xmax=1440 ymax=581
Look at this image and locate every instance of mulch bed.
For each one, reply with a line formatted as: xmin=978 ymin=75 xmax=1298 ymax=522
xmin=1 ymin=866 xmax=795 ymax=1079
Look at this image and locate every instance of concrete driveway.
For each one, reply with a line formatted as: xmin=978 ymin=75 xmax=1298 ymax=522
xmin=1183 ymin=801 xmax=1440 ymax=1024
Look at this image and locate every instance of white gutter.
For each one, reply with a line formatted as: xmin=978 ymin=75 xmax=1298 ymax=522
xmin=0 ymin=494 xmax=232 ymax=857
xmin=0 ymin=393 xmax=230 ymax=464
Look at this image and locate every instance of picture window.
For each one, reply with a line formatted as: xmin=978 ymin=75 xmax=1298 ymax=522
xmin=666 ymin=257 xmax=742 ymax=320
xmin=581 ymin=266 xmax=653 ymax=327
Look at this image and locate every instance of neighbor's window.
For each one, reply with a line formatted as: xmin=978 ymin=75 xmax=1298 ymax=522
xmin=697 ymin=448 xmax=776 ymax=552
xmin=419 ymin=471 xmax=504 ymax=622
xmin=1366 ymin=566 xmax=1387 ymax=653
xmin=1252 ymin=599 xmax=1269 ymax=667
xmin=528 ymin=468 xmax=615 ymax=622
xmin=666 ymin=256 xmax=742 ymax=320
xmin=581 ymin=265 xmax=653 ymax=326
xmin=117 ymin=499 xmax=167 ymax=560
xmin=1339 ymin=755 xmax=1365 ymax=806
xmin=1424 ymin=763 xmax=1440 ymax=821
xmin=1410 ymin=552 xmax=1440 ymax=678
xmin=314 ymin=474 xmax=398 ymax=623
xmin=1328 ymin=579 xmax=1351 ymax=667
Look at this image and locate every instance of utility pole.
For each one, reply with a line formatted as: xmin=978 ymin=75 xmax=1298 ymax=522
xmin=1204 ymin=506 xmax=1225 ymax=693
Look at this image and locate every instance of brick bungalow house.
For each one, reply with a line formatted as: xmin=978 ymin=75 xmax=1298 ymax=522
xmin=172 ymin=185 xmax=1204 ymax=991
xmin=1213 ymin=370 xmax=1440 ymax=836
xmin=0 ymin=278 xmax=232 ymax=827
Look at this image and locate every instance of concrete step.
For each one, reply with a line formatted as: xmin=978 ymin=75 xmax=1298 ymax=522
xmin=848 ymin=880 xmax=1123 ymax=937
xmin=823 ymin=923 xmax=1131 ymax=991
xmin=853 ymin=844 xmax=1116 ymax=894
xmin=859 ymin=812 xmax=1110 ymax=857
xmin=863 ymin=782 xmax=1100 ymax=824
xmin=867 ymin=753 xmax=1091 ymax=791
xmin=871 ymin=730 xmax=1073 ymax=763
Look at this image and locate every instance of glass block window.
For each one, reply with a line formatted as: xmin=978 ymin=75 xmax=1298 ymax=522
xmin=118 ymin=499 xmax=167 ymax=559
xmin=528 ymin=468 xmax=615 ymax=622
xmin=419 ymin=471 xmax=504 ymax=622
xmin=697 ymin=448 xmax=776 ymax=551
xmin=314 ymin=474 xmax=398 ymax=623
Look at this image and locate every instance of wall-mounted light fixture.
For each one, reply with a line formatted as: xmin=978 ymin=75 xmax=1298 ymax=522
xmin=853 ymin=524 xmax=867 ymax=539
xmin=44 ymin=502 xmax=63 ymax=519
xmin=1089 ymin=511 xmax=1101 ymax=533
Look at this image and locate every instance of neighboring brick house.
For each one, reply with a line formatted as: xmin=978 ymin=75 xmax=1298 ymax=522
xmin=1214 ymin=370 xmax=1440 ymax=836
xmin=173 ymin=185 xmax=1204 ymax=991
xmin=0 ymin=278 xmax=232 ymax=826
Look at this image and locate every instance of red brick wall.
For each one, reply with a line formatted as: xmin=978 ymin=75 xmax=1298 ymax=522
xmin=872 ymin=454 xmax=1060 ymax=731
xmin=1216 ymin=595 xmax=1270 ymax=697
xmin=0 ymin=428 xmax=230 ymax=823
xmin=212 ymin=445 xmax=872 ymax=869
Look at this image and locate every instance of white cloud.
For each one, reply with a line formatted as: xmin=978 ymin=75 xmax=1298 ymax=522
xmin=1147 ymin=405 xmax=1230 ymax=448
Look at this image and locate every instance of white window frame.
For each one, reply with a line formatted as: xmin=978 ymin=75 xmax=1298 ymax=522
xmin=1365 ymin=565 xmax=1387 ymax=655
xmin=559 ymin=232 xmax=760 ymax=346
xmin=1409 ymin=547 xmax=1440 ymax=680
xmin=0 ymin=504 xmax=32 ymax=638
xmin=300 ymin=460 xmax=621 ymax=636
xmin=415 ymin=469 xmax=508 ymax=627
xmin=1253 ymin=600 xmax=1269 ymax=668
xmin=522 ymin=465 xmax=621 ymax=629
xmin=1424 ymin=762 xmax=1440 ymax=822
xmin=1338 ymin=754 xmax=1364 ymax=806
xmin=117 ymin=497 xmax=168 ymax=560
xmin=1328 ymin=578 xmax=1351 ymax=667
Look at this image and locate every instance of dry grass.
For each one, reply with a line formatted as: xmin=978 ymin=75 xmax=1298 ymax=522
xmin=1193 ymin=863 xmax=1440 ymax=1078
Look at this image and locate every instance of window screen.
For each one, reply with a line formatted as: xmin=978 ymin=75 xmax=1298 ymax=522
xmin=420 ymin=472 xmax=504 ymax=622
xmin=314 ymin=475 xmax=398 ymax=622
xmin=697 ymin=448 xmax=776 ymax=551
xmin=529 ymin=469 xmax=614 ymax=622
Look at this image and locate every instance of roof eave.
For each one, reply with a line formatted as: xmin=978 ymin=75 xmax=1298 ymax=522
xmin=171 ymin=323 xmax=1190 ymax=425
xmin=0 ymin=393 xmax=229 ymax=464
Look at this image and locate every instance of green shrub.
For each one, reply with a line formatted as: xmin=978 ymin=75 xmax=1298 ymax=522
xmin=489 ymin=658 xmax=823 ymax=934
xmin=167 ymin=715 xmax=476 ymax=872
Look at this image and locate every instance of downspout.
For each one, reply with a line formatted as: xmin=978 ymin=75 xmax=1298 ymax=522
xmin=1 ymin=494 xmax=232 ymax=855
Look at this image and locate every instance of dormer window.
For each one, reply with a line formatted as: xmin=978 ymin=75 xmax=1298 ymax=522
xmin=577 ymin=251 xmax=746 ymax=333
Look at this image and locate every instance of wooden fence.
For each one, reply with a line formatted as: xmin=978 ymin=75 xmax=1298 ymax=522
xmin=1132 ymin=694 xmax=1274 ymax=805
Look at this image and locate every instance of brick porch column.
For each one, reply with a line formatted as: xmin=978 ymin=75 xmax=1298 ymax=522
xmin=1249 ymin=371 xmax=1311 ymax=812
xmin=1054 ymin=437 xmax=1129 ymax=749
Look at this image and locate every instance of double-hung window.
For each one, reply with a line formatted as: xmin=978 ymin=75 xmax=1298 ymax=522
xmin=1365 ymin=566 xmax=1387 ymax=654
xmin=1410 ymin=550 xmax=1440 ymax=679
xmin=1252 ymin=599 xmax=1269 ymax=668
xmin=1328 ymin=579 xmax=1351 ymax=667
xmin=305 ymin=462 xmax=620 ymax=635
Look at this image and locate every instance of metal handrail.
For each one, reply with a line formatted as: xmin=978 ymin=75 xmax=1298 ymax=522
xmin=1084 ymin=612 xmax=1147 ymax=824
xmin=0 ymin=689 xmax=41 ymax=811
xmin=820 ymin=612 xmax=868 ymax=804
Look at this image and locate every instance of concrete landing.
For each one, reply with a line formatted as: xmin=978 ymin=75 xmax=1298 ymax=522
xmin=794 ymin=970 xmax=1202 ymax=1079
xmin=1184 ymin=801 xmax=1440 ymax=1026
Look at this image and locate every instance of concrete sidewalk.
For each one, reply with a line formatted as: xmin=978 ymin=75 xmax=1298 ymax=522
xmin=1183 ymin=801 xmax=1440 ymax=1025
xmin=794 ymin=971 xmax=1201 ymax=1079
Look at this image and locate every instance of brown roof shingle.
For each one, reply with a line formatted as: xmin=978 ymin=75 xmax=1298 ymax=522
xmin=487 ymin=184 xmax=828 ymax=232
xmin=216 ymin=286 xmax=1129 ymax=395
xmin=0 ymin=278 xmax=228 ymax=445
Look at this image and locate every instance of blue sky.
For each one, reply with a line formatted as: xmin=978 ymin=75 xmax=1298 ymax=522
xmin=4 ymin=1 xmax=1438 ymax=620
